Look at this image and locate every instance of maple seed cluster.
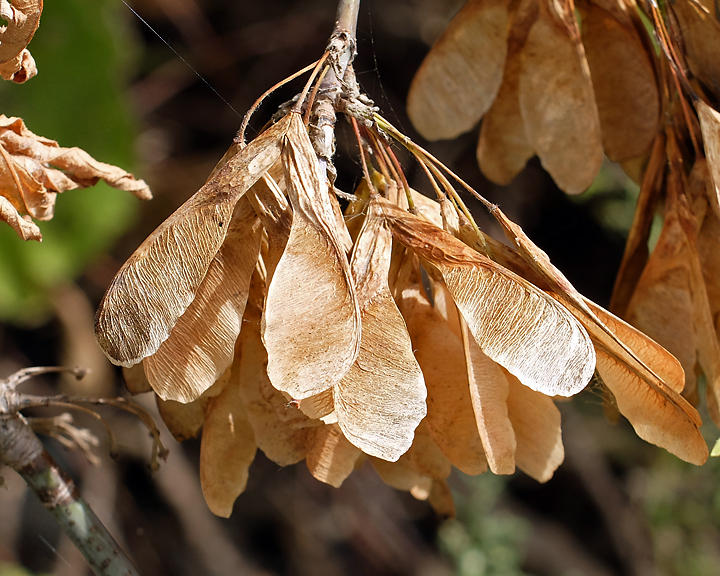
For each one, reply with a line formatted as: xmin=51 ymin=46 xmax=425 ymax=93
xmin=411 ymin=0 xmax=720 ymax=452
xmin=409 ymin=0 xmax=659 ymax=193
xmin=96 ymin=96 xmax=707 ymax=516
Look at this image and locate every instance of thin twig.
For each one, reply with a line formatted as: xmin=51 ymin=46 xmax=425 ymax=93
xmin=0 ymin=414 xmax=140 ymax=576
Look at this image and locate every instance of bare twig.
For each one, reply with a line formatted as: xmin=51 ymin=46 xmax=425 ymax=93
xmin=0 ymin=414 xmax=140 ymax=576
xmin=0 ymin=365 xmax=166 ymax=575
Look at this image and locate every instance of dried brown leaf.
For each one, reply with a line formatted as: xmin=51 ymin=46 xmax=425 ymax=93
xmin=305 ymin=424 xmax=362 ymax=487
xmin=144 ymin=198 xmax=262 ymax=402
xmin=407 ymin=0 xmax=510 ymax=140
xmin=0 ymin=116 xmax=151 ymax=201
xmin=95 ymin=114 xmax=290 ymax=366
xmin=381 ymin=199 xmax=596 ymax=397
xmin=580 ymin=0 xmax=659 ymax=161
xmin=0 ymin=0 xmax=42 ymax=82
xmin=263 ymin=114 xmax=360 ymax=400
xmin=0 ymin=195 xmax=40 ymax=240
xmin=0 ymin=49 xmax=37 ymax=83
xmin=507 ymin=376 xmax=563 ymax=482
xmin=519 ymin=0 xmax=603 ymax=193
xmin=398 ymin=286 xmax=487 ymax=475
xmin=461 ymin=322 xmax=516 ymax=475
xmin=199 ymin=374 xmax=257 ymax=518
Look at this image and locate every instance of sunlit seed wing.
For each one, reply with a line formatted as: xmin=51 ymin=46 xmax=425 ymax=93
xmin=586 ymin=299 xmax=685 ymax=395
xmin=595 ymin=348 xmax=708 ymax=465
xmin=398 ymin=286 xmax=488 ymax=475
xmin=143 ymin=198 xmax=262 ymax=402
xmin=476 ymin=0 xmax=536 ymax=184
xmin=518 ymin=0 xmax=603 ymax=193
xmin=506 ymin=376 xmax=563 ymax=482
xmin=334 ymin=201 xmax=426 ymax=462
xmin=156 ymin=370 xmax=230 ymax=442
xmin=238 ymin=276 xmax=314 ymax=466
xmin=95 ymin=114 xmax=291 ymax=366
xmin=407 ymin=0 xmax=510 ymax=140
xmin=580 ymin=0 xmax=659 ymax=161
xmin=401 ymin=421 xmax=453 ymax=481
xmin=247 ymin=169 xmax=291 ymax=280
xmin=487 ymin=200 xmax=688 ymax=399
xmin=382 ymin=199 xmax=595 ymax=397
xmin=461 ymin=321 xmax=516 ymax=475
xmin=305 ymin=424 xmax=362 ymax=488
xmin=199 ymin=374 xmax=257 ymax=518
xmin=263 ymin=114 xmax=360 ymax=400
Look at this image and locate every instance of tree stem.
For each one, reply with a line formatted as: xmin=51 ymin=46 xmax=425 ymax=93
xmin=0 ymin=413 xmax=140 ymax=576
xmin=334 ymin=0 xmax=360 ymax=38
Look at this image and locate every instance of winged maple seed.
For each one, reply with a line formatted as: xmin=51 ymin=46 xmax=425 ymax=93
xmin=0 ymin=0 xmax=42 ymax=83
xmin=408 ymin=0 xmax=659 ymax=193
xmin=94 ymin=4 xmax=713 ymax=516
xmin=0 ymin=115 xmax=152 ymax=240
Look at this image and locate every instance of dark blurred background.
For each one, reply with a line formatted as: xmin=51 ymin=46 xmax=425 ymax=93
xmin=1 ymin=1 xmax=720 ymax=575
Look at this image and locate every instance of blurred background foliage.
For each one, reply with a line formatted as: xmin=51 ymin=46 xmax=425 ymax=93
xmin=0 ymin=0 xmax=140 ymax=323
xmin=1 ymin=1 xmax=720 ymax=575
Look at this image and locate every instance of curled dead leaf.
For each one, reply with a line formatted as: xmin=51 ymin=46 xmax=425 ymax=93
xmin=0 ymin=115 xmax=151 ymax=240
xmin=0 ymin=194 xmax=40 ymax=240
xmin=0 ymin=0 xmax=42 ymax=83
